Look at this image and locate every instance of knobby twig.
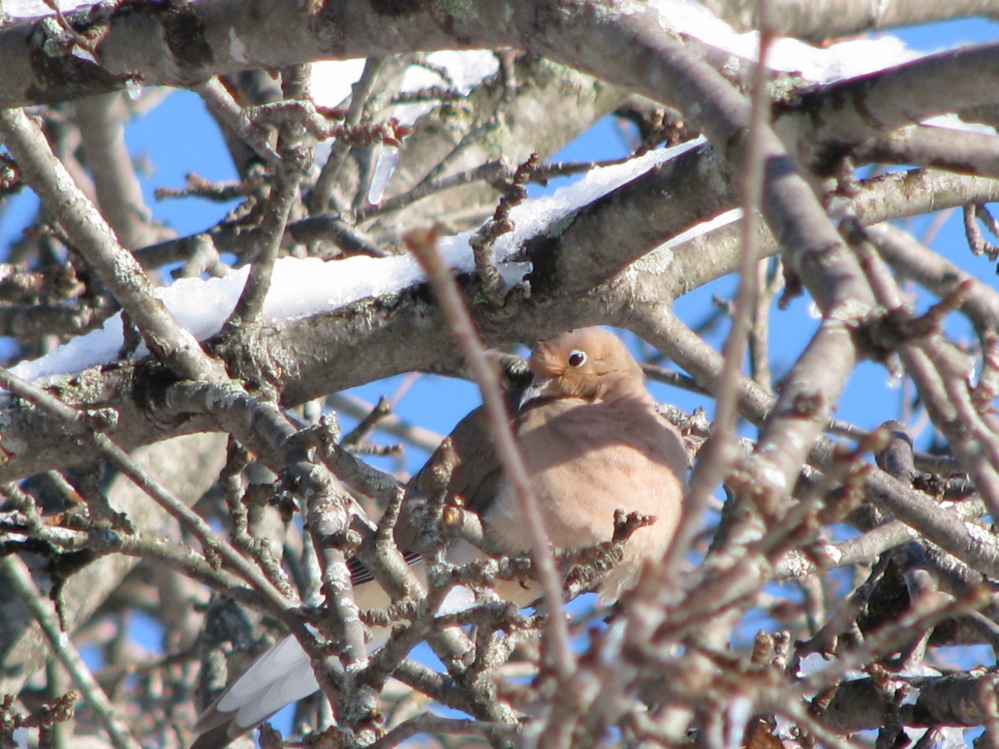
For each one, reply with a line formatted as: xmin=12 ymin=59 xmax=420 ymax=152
xmin=404 ymin=224 xmax=576 ymax=682
xmin=311 ymin=56 xmax=385 ymax=214
xmin=225 ymin=65 xmax=312 ymax=327
xmin=468 ymin=152 xmax=538 ymax=306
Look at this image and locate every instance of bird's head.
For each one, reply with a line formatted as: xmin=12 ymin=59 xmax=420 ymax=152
xmin=522 ymin=327 xmax=645 ymax=406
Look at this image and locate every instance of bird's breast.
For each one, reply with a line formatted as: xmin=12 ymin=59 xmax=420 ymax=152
xmin=484 ymin=399 xmax=687 ymax=565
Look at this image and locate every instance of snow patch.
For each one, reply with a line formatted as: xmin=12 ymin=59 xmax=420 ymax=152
xmin=12 ymin=139 xmax=702 ymax=381
xmin=310 ymin=59 xmax=368 ymax=109
xmin=645 ymin=0 xmax=921 ymax=83
xmin=923 ymin=114 xmax=999 ymax=136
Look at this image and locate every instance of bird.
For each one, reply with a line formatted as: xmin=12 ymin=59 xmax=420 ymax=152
xmin=190 ymin=327 xmax=689 ymax=749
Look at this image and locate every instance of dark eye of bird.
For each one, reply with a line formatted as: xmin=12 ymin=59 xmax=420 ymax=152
xmin=567 ymin=350 xmax=587 ymax=367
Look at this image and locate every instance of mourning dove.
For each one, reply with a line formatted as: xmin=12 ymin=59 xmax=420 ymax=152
xmin=190 ymin=327 xmax=689 ymax=749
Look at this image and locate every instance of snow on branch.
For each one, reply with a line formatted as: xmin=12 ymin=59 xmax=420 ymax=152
xmin=12 ymin=138 xmax=708 ymax=382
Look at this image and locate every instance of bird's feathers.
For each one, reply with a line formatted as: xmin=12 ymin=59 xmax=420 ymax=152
xmin=488 ymin=329 xmax=687 ymax=598
xmin=189 ymin=327 xmax=689 ymax=749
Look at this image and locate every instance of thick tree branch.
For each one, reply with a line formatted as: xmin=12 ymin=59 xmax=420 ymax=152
xmin=776 ymin=42 xmax=999 ymax=169
xmin=3 ymin=161 xmax=998 ymax=484
xmin=856 ymin=125 xmax=999 ymax=180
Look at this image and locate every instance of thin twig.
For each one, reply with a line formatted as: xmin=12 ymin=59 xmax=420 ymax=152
xmin=355 ymin=158 xmax=512 ymax=221
xmin=366 ymin=713 xmax=516 ymax=749
xmin=660 ymin=6 xmax=774 ymax=584
xmin=1 ymin=553 xmax=143 ymax=749
xmin=329 ymin=393 xmax=442 ymax=453
xmin=311 ymin=56 xmax=385 ymax=214
xmin=404 ymin=225 xmax=576 ymax=681
xmin=288 ymin=216 xmax=387 ymax=257
xmin=0 ymin=108 xmax=223 ymax=383
xmin=196 ymin=76 xmax=280 ymax=165
xmin=341 ymin=396 xmax=392 ymax=448
xmin=0 ymin=511 xmax=263 ymax=606
xmin=469 ymin=152 xmax=538 ymax=306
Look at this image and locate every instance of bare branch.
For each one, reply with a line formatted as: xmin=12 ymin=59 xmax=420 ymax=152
xmin=0 ymin=107 xmax=224 ymax=382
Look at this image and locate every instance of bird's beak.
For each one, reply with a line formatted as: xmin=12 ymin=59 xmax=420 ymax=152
xmin=519 ymin=378 xmax=556 ymax=409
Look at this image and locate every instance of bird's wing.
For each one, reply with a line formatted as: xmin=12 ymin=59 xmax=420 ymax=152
xmin=189 ymin=399 xmax=513 ymax=749
xmin=189 ymin=564 xmax=478 ymax=749
xmin=190 ymin=633 xmax=319 ymax=749
xmin=397 ymin=396 xmax=514 ymax=550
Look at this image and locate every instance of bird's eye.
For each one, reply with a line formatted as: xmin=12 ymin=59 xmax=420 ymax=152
xmin=567 ymin=350 xmax=587 ymax=367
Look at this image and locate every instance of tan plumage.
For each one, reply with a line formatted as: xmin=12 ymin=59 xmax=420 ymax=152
xmin=482 ymin=327 xmax=688 ymax=599
xmin=190 ymin=327 xmax=689 ymax=749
